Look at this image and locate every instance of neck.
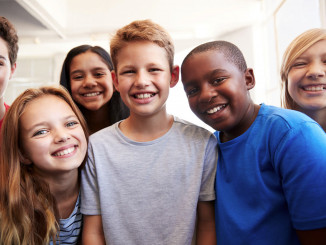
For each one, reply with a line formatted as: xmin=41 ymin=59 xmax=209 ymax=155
xmin=221 ymin=102 xmax=260 ymax=143
xmin=82 ymin=105 xmax=111 ymax=134
xmin=0 ymin=98 xmax=5 ymax=121
xmin=119 ymin=109 xmax=173 ymax=142
xmin=43 ymin=170 xmax=79 ymax=219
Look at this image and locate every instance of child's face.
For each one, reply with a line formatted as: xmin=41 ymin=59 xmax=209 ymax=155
xmin=20 ymin=95 xmax=87 ymax=176
xmin=0 ymin=37 xmax=15 ymax=98
xmin=181 ymin=50 xmax=254 ymax=132
xmin=69 ymin=51 xmax=114 ymax=111
xmin=113 ymin=41 xmax=178 ymax=118
xmin=287 ymin=39 xmax=326 ymax=113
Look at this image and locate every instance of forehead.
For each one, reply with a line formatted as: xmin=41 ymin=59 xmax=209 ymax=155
xmin=300 ymin=39 xmax=326 ymax=57
xmin=0 ymin=37 xmax=9 ymax=58
xmin=181 ymin=50 xmax=239 ymax=82
xmin=70 ymin=51 xmax=108 ymax=70
xmin=21 ymin=95 xmax=72 ymax=120
xmin=116 ymin=41 xmax=169 ymax=68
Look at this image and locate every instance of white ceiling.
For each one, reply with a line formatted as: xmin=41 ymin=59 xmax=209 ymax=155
xmin=0 ymin=0 xmax=262 ymax=56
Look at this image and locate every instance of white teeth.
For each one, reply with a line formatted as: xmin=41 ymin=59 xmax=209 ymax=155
xmin=83 ymin=92 xmax=100 ymax=97
xmin=53 ymin=146 xmax=75 ymax=156
xmin=135 ymin=93 xmax=154 ymax=99
xmin=304 ymin=85 xmax=325 ymax=91
xmin=207 ymin=105 xmax=226 ymax=114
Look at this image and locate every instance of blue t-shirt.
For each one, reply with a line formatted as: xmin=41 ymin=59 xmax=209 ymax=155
xmin=214 ymin=104 xmax=326 ymax=245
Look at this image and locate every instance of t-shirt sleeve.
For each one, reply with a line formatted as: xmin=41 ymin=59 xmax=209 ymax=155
xmin=274 ymin=121 xmax=326 ymax=230
xmin=80 ymin=142 xmax=101 ymax=215
xmin=199 ymin=134 xmax=218 ymax=201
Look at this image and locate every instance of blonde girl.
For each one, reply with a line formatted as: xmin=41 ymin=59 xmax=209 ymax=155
xmin=281 ymin=28 xmax=326 ymax=131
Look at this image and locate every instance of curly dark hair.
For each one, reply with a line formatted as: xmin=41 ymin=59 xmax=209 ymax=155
xmin=0 ymin=16 xmax=19 ymax=66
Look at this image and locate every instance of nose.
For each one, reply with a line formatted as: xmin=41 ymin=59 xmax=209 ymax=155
xmin=134 ymin=70 xmax=150 ymax=88
xmin=198 ymin=83 xmax=218 ymax=103
xmin=54 ymin=128 xmax=70 ymax=143
xmin=82 ymin=74 xmax=97 ymax=88
xmin=306 ymin=61 xmax=326 ymax=80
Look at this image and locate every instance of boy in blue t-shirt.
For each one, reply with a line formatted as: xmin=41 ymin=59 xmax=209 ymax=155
xmin=181 ymin=40 xmax=326 ymax=245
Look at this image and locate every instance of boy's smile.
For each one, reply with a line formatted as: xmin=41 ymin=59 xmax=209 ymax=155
xmin=181 ymin=50 xmax=256 ymax=140
xmin=113 ymin=41 xmax=178 ymax=118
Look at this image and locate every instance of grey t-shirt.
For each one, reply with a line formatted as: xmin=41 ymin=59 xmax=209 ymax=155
xmin=81 ymin=116 xmax=217 ymax=245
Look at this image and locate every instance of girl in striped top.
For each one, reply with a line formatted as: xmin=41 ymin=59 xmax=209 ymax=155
xmin=0 ymin=86 xmax=88 ymax=244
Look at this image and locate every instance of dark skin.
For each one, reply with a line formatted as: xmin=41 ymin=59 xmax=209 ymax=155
xmin=181 ymin=50 xmax=326 ymax=244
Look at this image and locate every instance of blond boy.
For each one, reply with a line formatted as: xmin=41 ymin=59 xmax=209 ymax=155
xmin=81 ymin=20 xmax=217 ymax=244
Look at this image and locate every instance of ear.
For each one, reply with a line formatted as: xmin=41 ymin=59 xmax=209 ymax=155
xmin=244 ymin=68 xmax=255 ymax=90
xmin=111 ymin=71 xmax=120 ymax=92
xmin=9 ymin=63 xmax=17 ymax=80
xmin=170 ymin=65 xmax=179 ymax=88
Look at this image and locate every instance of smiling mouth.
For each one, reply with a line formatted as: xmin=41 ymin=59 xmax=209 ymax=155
xmin=302 ymin=85 xmax=326 ymax=91
xmin=133 ymin=93 xmax=156 ymax=99
xmin=83 ymin=92 xmax=101 ymax=97
xmin=206 ymin=104 xmax=227 ymax=114
xmin=52 ymin=146 xmax=76 ymax=157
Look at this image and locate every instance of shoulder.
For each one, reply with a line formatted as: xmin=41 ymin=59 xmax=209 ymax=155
xmin=89 ymin=121 xmax=120 ymax=143
xmin=173 ymin=116 xmax=215 ymax=140
xmin=257 ymin=104 xmax=319 ymax=130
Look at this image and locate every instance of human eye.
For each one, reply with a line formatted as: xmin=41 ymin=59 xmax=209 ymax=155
xmin=71 ymin=74 xmax=83 ymax=80
xmin=185 ymin=87 xmax=199 ymax=98
xmin=212 ymin=77 xmax=226 ymax=85
xmin=292 ymin=60 xmax=307 ymax=68
xmin=66 ymin=120 xmax=79 ymax=128
xmin=121 ymin=69 xmax=135 ymax=75
xmin=149 ymin=67 xmax=161 ymax=72
xmin=32 ymin=129 xmax=48 ymax=137
xmin=94 ymin=72 xmax=105 ymax=78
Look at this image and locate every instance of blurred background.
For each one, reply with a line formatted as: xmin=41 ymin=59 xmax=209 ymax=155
xmin=0 ymin=0 xmax=324 ymax=130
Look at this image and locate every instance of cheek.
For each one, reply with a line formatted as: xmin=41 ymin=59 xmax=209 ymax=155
xmin=70 ymin=81 xmax=81 ymax=100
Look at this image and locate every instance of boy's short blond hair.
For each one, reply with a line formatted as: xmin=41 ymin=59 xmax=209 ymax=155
xmin=280 ymin=28 xmax=326 ymax=109
xmin=110 ymin=19 xmax=174 ymax=72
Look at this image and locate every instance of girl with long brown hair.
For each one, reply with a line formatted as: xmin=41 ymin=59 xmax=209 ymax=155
xmin=0 ymin=86 xmax=88 ymax=244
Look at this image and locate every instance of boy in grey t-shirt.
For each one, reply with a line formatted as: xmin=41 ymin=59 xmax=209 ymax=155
xmin=81 ymin=20 xmax=217 ymax=245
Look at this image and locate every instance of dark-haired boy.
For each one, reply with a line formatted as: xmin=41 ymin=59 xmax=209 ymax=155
xmin=0 ymin=16 xmax=18 ymax=130
xmin=181 ymin=40 xmax=326 ymax=245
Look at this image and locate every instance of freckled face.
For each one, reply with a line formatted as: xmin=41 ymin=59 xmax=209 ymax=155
xmin=181 ymin=50 xmax=252 ymax=134
xmin=20 ymin=95 xmax=87 ymax=176
xmin=287 ymin=39 xmax=326 ymax=113
xmin=70 ymin=51 xmax=114 ymax=111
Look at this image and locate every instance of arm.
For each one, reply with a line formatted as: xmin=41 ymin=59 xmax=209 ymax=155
xmin=296 ymin=228 xmax=326 ymax=245
xmin=82 ymin=215 xmax=105 ymax=245
xmin=196 ymin=201 xmax=216 ymax=245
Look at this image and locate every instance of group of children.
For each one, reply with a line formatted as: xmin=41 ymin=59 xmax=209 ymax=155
xmin=0 ymin=15 xmax=325 ymax=245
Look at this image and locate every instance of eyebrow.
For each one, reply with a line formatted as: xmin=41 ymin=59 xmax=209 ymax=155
xmin=70 ymin=67 xmax=107 ymax=75
xmin=0 ymin=55 xmax=7 ymax=60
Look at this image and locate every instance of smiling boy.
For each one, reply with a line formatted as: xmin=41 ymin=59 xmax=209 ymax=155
xmin=81 ymin=20 xmax=217 ymax=245
xmin=181 ymin=40 xmax=326 ymax=245
xmin=0 ymin=17 xmax=18 ymax=131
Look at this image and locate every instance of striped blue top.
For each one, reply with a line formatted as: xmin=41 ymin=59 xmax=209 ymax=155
xmin=50 ymin=194 xmax=82 ymax=245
